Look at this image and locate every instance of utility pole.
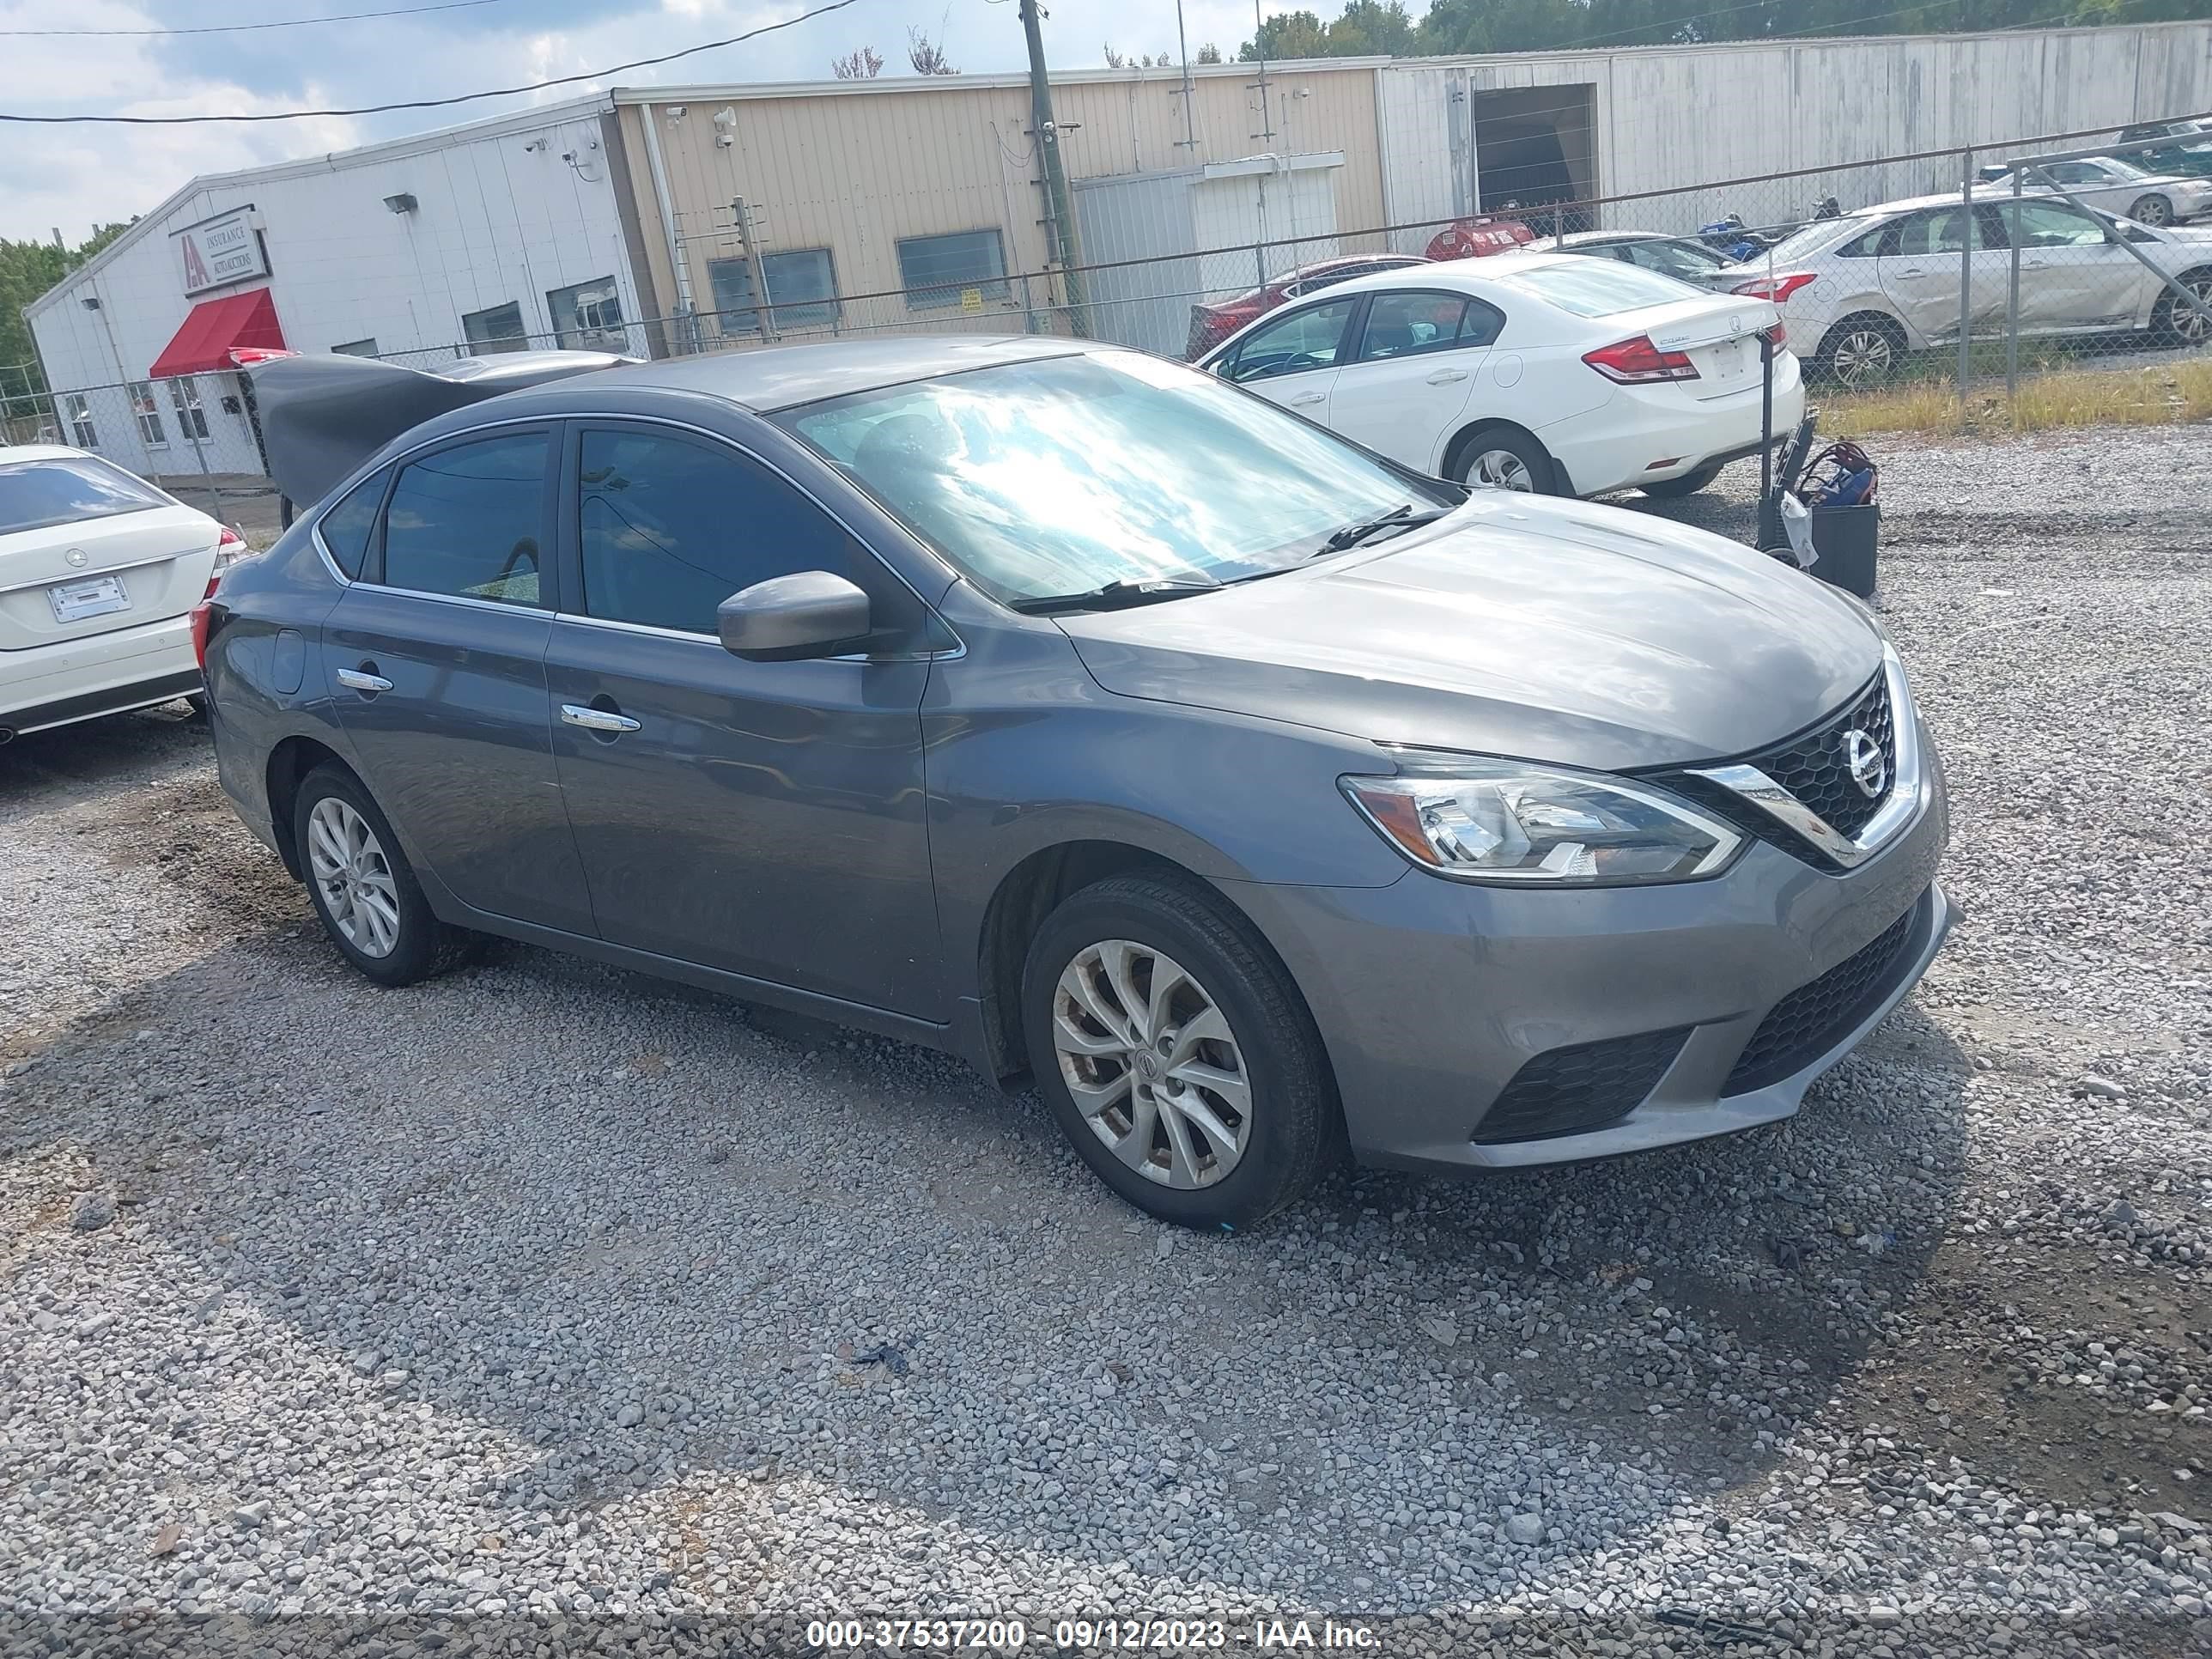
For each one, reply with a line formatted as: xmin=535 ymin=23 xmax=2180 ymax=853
xmin=1018 ymin=0 xmax=1089 ymax=337
xmin=1172 ymin=0 xmax=1197 ymax=154
xmin=1249 ymin=0 xmax=1274 ymax=143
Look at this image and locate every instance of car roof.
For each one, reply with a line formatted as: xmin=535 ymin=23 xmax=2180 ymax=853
xmin=1532 ymin=230 xmax=1662 ymax=248
xmin=567 ymin=335 xmax=1092 ymax=414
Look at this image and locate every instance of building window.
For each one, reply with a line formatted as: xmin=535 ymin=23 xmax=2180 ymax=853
xmin=331 ymin=337 xmax=380 ymax=357
xmin=66 ymin=394 xmax=98 ymax=449
xmin=895 ymin=230 xmax=1010 ymax=312
xmin=167 ymin=377 xmax=211 ymax=441
xmin=460 ymin=301 xmax=528 ymax=356
xmin=705 ymin=249 xmax=842 ymax=336
xmin=546 ymin=277 xmax=628 ymax=349
xmin=130 ymin=383 xmax=167 ymax=448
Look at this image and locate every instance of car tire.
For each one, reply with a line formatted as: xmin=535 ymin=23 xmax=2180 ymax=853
xmin=1814 ymin=314 xmax=1909 ymax=390
xmin=292 ymin=763 xmax=476 ymax=988
xmin=1020 ymin=873 xmax=1341 ymax=1231
xmin=2130 ymin=193 xmax=2175 ymax=228
xmin=2151 ymin=269 xmax=2212 ymax=347
xmin=1639 ymin=463 xmax=1723 ymax=499
xmin=1448 ymin=424 xmax=1559 ymax=495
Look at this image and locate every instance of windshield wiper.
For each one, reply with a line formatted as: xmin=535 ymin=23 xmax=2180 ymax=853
xmin=1008 ymin=577 xmax=1223 ymax=615
xmin=1319 ymin=503 xmax=1451 ymax=554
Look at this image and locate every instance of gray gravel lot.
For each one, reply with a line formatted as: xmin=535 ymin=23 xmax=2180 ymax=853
xmin=3 ymin=424 xmax=2209 ymax=1657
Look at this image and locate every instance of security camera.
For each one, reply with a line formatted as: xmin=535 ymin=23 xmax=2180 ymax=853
xmin=714 ymin=134 xmax=734 ymax=149
xmin=561 ymin=150 xmax=576 ymax=162
xmin=666 ymin=105 xmax=688 ymax=118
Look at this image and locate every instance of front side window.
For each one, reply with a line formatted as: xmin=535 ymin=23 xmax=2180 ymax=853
xmin=576 ymin=428 xmax=866 ymax=635
xmin=778 ymin=352 xmax=1450 ymax=605
xmin=461 ymin=301 xmax=528 ymax=356
xmin=0 ymin=454 xmax=167 ymax=535
xmin=167 ymin=377 xmax=211 ymax=441
xmin=2006 ymin=201 xmax=2109 ymax=249
xmin=1221 ymin=297 xmax=1357 ymax=382
xmin=1353 ymin=291 xmax=1502 ymax=361
xmin=380 ymin=432 xmax=548 ymax=606
xmin=896 ymin=230 xmax=1010 ymax=312
xmin=1892 ymin=207 xmax=2001 ymax=256
xmin=316 ymin=467 xmax=389 ymax=580
xmin=130 ymin=383 xmax=167 ymax=448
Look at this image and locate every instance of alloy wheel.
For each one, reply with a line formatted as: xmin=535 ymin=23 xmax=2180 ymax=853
xmin=1468 ymin=448 xmax=1535 ymax=491
xmin=1051 ymin=940 xmax=1252 ymax=1189
xmin=2132 ymin=195 xmax=2174 ymax=228
xmin=2175 ymin=278 xmax=2212 ymax=345
xmin=1829 ymin=328 xmax=1897 ymax=388
xmin=307 ymin=796 xmax=401 ymax=958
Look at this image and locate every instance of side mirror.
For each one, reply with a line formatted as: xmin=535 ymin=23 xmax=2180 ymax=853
xmin=717 ymin=570 xmax=872 ymax=661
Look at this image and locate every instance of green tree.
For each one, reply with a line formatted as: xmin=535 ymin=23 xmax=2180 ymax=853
xmin=1241 ymin=10 xmax=1329 ymax=59
xmin=1195 ymin=41 xmax=1223 ymax=63
xmin=1328 ymin=0 xmax=1422 ymax=54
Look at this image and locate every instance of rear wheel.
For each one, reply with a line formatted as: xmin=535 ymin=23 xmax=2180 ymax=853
xmin=2130 ymin=193 xmax=2175 ymax=228
xmin=292 ymin=764 xmax=475 ymax=987
xmin=1816 ymin=314 xmax=1909 ymax=390
xmin=1640 ymin=462 xmax=1723 ymax=499
xmin=1448 ymin=424 xmax=1559 ymax=495
xmin=2152 ymin=269 xmax=2212 ymax=347
xmin=1021 ymin=874 xmax=1340 ymax=1230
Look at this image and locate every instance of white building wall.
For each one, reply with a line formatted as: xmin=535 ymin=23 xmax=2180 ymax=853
xmin=24 ymin=98 xmax=641 ymax=483
xmin=1377 ymin=21 xmax=2212 ymax=243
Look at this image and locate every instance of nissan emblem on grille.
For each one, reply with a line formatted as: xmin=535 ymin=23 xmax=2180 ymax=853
xmin=1844 ymin=729 xmax=1887 ymax=799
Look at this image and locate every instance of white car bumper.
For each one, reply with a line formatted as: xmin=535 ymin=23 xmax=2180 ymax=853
xmin=1536 ymin=352 xmax=1807 ymax=496
xmin=0 ymin=612 xmax=202 ymax=738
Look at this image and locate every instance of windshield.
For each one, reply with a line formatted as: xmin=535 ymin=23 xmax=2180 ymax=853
xmin=1488 ymin=258 xmax=1703 ymax=317
xmin=0 ymin=455 xmax=169 ymax=537
xmin=776 ymin=352 xmax=1450 ymax=605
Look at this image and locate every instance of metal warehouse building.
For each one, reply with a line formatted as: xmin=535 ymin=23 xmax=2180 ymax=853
xmin=21 ymin=18 xmax=2212 ymax=475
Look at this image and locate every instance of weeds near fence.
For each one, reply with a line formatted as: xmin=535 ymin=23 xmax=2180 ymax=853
xmin=1824 ymin=359 xmax=2212 ymax=438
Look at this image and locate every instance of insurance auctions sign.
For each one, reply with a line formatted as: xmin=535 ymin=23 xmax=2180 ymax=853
xmin=173 ymin=208 xmax=269 ymax=295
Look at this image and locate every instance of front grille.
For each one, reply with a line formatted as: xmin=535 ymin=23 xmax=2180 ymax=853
xmin=1476 ymin=1026 xmax=1692 ymax=1145
xmin=1723 ymin=896 xmax=1924 ymax=1096
xmin=1751 ymin=672 xmax=1896 ymax=841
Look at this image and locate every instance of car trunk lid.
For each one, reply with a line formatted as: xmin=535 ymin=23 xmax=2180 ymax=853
xmin=1636 ymin=295 xmax=1780 ymax=400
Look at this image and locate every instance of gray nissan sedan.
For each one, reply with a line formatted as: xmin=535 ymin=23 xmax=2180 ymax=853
xmin=199 ymin=337 xmax=1950 ymax=1229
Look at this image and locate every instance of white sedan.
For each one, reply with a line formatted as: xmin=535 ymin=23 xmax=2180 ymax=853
xmin=1197 ymin=252 xmax=1802 ymax=499
xmin=1 ymin=445 xmax=247 ymax=743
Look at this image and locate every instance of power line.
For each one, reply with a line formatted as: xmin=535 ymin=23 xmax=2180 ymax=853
xmin=0 ymin=0 xmax=511 ymax=36
xmin=0 ymin=0 xmax=861 ymax=124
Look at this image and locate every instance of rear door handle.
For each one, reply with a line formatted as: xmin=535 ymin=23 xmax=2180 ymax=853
xmin=1893 ymin=267 xmax=1930 ymax=279
xmin=336 ymin=666 xmax=392 ymax=695
xmin=561 ymin=703 xmax=641 ymax=734
xmin=1425 ymin=368 xmax=1469 ymax=384
xmin=1288 ymin=392 xmax=1326 ymax=407
xmin=2022 ymin=258 xmax=2051 ymax=269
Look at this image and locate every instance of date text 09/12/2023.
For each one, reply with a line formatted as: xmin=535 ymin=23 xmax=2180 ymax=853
xmin=803 ymin=1616 xmax=1381 ymax=1650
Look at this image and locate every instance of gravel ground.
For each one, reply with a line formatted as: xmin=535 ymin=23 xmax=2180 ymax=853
xmin=3 ymin=424 xmax=2209 ymax=1658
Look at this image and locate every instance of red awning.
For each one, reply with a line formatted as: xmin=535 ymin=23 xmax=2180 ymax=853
xmin=148 ymin=288 xmax=288 ymax=380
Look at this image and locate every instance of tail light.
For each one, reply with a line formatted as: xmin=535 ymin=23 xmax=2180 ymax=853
xmin=1730 ymin=271 xmax=1817 ymax=303
xmin=1583 ymin=335 xmax=1699 ymax=385
xmin=203 ymin=525 xmax=250 ymax=601
xmin=1763 ymin=323 xmax=1788 ymax=349
xmin=190 ymin=602 xmax=214 ymax=671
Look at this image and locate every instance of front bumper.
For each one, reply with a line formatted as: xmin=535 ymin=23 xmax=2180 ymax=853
xmin=1226 ymin=726 xmax=1950 ymax=1172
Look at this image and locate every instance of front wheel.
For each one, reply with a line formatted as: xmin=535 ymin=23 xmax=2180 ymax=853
xmin=2152 ymin=270 xmax=2212 ymax=347
xmin=1021 ymin=874 xmax=1340 ymax=1230
xmin=2130 ymin=193 xmax=2175 ymax=228
xmin=1640 ymin=462 xmax=1723 ymax=499
xmin=293 ymin=764 xmax=475 ymax=987
xmin=1449 ymin=426 xmax=1559 ymax=495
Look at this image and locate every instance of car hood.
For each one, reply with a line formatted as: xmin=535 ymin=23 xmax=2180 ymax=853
xmin=1054 ymin=495 xmax=1886 ymax=773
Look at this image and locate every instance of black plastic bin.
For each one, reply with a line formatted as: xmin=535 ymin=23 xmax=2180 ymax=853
xmin=1809 ymin=503 xmax=1880 ymax=598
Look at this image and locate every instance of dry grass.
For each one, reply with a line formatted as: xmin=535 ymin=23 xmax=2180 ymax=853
xmin=1822 ymin=357 xmax=2212 ymax=439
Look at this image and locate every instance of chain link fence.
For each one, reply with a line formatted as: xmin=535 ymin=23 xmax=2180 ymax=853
xmin=9 ymin=111 xmax=2206 ymax=520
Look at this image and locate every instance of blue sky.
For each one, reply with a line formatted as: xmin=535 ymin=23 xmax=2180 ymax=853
xmin=0 ymin=0 xmax=1284 ymax=240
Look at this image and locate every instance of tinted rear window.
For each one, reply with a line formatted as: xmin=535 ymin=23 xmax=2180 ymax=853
xmin=0 ymin=455 xmax=168 ymax=536
xmin=1492 ymin=259 xmax=1705 ymax=318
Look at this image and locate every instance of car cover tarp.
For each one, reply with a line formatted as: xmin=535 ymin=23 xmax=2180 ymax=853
xmin=251 ymin=349 xmax=633 ymax=512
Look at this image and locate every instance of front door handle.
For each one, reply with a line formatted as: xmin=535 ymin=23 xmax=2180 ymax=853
xmin=1425 ymin=368 xmax=1469 ymax=384
xmin=1288 ymin=391 xmax=1326 ymax=406
xmin=2022 ymin=258 xmax=2051 ymax=270
xmin=561 ymin=702 xmax=641 ymax=734
xmin=336 ymin=665 xmax=392 ymax=695
xmin=1893 ymin=267 xmax=1929 ymax=279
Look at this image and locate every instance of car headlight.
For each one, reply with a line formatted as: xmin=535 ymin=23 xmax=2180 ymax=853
xmin=1341 ymin=758 xmax=1742 ymax=885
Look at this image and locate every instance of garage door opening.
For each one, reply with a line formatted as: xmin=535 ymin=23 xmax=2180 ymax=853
xmin=1470 ymin=84 xmax=1597 ymax=234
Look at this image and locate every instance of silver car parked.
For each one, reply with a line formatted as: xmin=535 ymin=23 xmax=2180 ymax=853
xmin=199 ymin=340 xmax=1951 ymax=1229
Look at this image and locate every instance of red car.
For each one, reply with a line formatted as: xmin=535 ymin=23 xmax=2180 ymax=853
xmin=1184 ymin=254 xmax=1430 ymax=360
xmin=1423 ymin=215 xmax=1539 ymax=261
